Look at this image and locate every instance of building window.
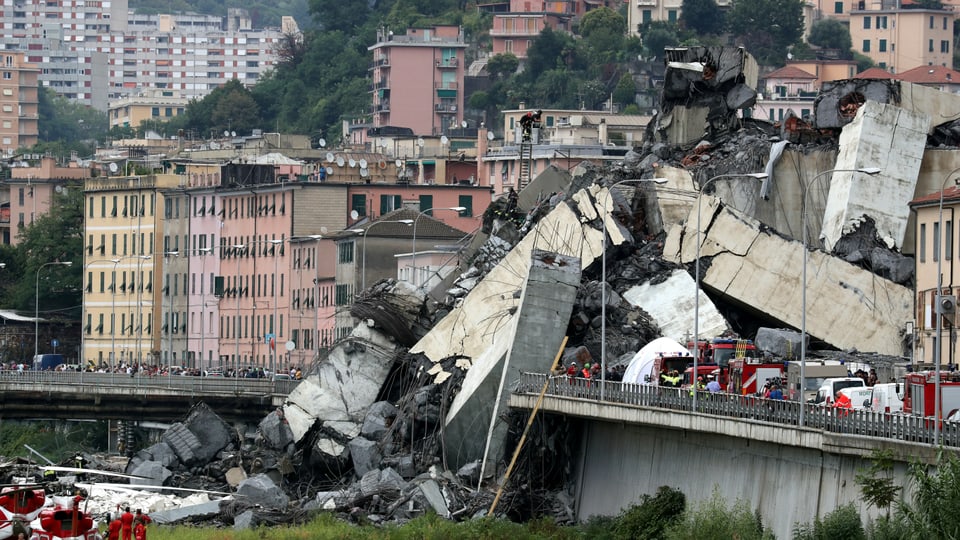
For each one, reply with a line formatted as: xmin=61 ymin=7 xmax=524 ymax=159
xmin=879 ymin=40 xmax=887 ymax=52
xmin=351 ymin=194 xmax=366 ymax=218
xmin=458 ymin=195 xmax=473 ymax=217
xmin=920 ymin=223 xmax=926 ymax=262
xmin=504 ymin=40 xmax=513 ymax=53
xmin=379 ymin=194 xmax=401 ymax=215
xmin=338 ymin=242 xmax=354 ymax=264
xmin=862 ymin=40 xmax=870 ymax=52
xmin=947 ymin=220 xmax=954 ymax=260
xmin=642 ymin=10 xmax=652 ymax=23
xmin=419 ymin=195 xmax=433 ymax=215
xmin=334 ymin=284 xmax=349 ymax=305
xmin=863 ymin=17 xmax=871 ymax=29
xmin=667 ymin=10 xmax=677 ymax=22
xmin=930 ymin=39 xmax=935 ymax=53
xmin=934 ymin=221 xmax=940 ymax=262
xmin=942 ymin=40 xmax=950 ymax=54
xmin=834 ymin=1 xmax=843 ymax=13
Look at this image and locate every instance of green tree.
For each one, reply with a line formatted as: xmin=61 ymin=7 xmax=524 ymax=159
xmin=580 ymin=7 xmax=627 ymax=65
xmin=613 ymin=485 xmax=686 ymax=540
xmin=808 ymin=19 xmax=853 ymax=56
xmin=855 ymin=449 xmax=901 ymax=516
xmin=680 ymin=0 xmax=724 ymax=36
xmin=726 ymin=0 xmax=805 ymax=66
xmin=307 ymin=0 xmax=371 ymax=32
xmin=524 ymin=27 xmax=575 ymax=82
xmin=613 ymin=75 xmax=637 ymax=109
xmin=642 ymin=22 xmax=681 ymax=60
xmin=487 ymin=53 xmax=520 ymax=80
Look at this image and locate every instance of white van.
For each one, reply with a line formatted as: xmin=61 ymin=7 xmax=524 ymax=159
xmin=834 ymin=386 xmax=873 ymax=410
xmin=814 ymin=377 xmax=866 ymax=406
xmin=870 ymin=382 xmax=904 ymax=413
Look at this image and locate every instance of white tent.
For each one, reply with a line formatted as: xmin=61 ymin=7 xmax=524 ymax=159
xmin=622 ymin=336 xmax=690 ymax=385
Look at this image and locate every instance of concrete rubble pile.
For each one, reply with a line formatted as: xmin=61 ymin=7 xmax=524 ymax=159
xmin=63 ymin=45 xmax=960 ymax=529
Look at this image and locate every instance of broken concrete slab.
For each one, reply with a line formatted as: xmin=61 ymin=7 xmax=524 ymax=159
xmin=283 ymin=323 xmax=401 ymax=448
xmin=181 ymin=402 xmax=235 ymax=465
xmin=160 ymin=423 xmax=202 ymax=466
xmin=755 ymin=328 xmax=805 ymax=359
xmin=665 ymin=196 xmax=912 ymax=356
xmin=361 ymin=401 xmax=399 ymax=441
xmin=416 ymin=479 xmax=450 ymax=518
xmin=821 ymin=101 xmax=928 ymax=252
xmin=150 ymin=499 xmax=222 ymax=524
xmin=237 ymin=473 xmax=290 ymax=509
xmin=128 ymin=460 xmax=172 ymax=487
xmin=349 ymin=437 xmax=381 ymax=478
xmin=622 ymin=269 xmax=727 ymax=343
xmin=258 ymin=409 xmax=294 ymax=451
xmin=815 ymin=80 xmax=960 ymax=135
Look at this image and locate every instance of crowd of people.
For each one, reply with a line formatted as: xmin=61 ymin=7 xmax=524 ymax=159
xmin=107 ymin=506 xmax=152 ymax=540
xmin=1 ymin=361 xmax=303 ymax=380
xmin=560 ymin=360 xmax=626 ymax=384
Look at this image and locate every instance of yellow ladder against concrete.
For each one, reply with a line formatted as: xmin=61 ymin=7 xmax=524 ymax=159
xmin=488 ymin=335 xmax=569 ymax=517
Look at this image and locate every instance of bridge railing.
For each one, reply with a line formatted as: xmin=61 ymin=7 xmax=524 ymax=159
xmin=517 ymin=373 xmax=960 ymax=448
xmin=0 ymin=370 xmax=299 ymax=396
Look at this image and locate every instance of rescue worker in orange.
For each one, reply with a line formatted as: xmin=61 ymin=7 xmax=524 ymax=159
xmin=120 ymin=506 xmax=134 ymax=540
xmin=107 ymin=513 xmax=122 ymax=540
xmin=133 ymin=509 xmax=151 ymax=540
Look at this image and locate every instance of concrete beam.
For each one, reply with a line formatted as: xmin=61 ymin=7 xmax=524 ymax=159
xmin=622 ymin=269 xmax=728 ymax=343
xmin=821 ymin=101 xmax=928 ymax=252
xmin=664 ymin=196 xmax=912 ymax=355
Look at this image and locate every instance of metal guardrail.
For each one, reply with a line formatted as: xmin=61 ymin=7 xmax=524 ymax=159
xmin=516 ymin=373 xmax=960 ymax=448
xmin=0 ymin=370 xmax=300 ymax=396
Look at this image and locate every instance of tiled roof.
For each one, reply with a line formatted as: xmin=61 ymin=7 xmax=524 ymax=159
xmin=910 ymin=185 xmax=960 ymax=207
xmin=854 ymin=67 xmax=899 ymax=80
xmin=764 ymin=66 xmax=816 ymax=79
xmin=897 ymin=65 xmax=960 ymax=85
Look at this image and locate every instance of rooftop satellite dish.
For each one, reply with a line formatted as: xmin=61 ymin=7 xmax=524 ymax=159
xmin=55 ymin=185 xmax=63 ymax=193
xmin=440 ymin=135 xmax=449 ymax=145
xmin=223 ymin=130 xmax=229 ymax=137
xmin=359 ymin=159 xmax=368 ymax=169
xmin=325 ymin=166 xmax=333 ymax=175
xmin=321 ymin=226 xmax=329 ymax=234
xmin=108 ymin=162 xmax=118 ymax=173
xmin=417 ymin=138 xmax=424 ymax=147
xmin=360 ymin=167 xmax=369 ymax=177
xmin=380 ymin=140 xmax=388 ymax=148
xmin=318 ymin=138 xmax=326 ymax=148
xmin=487 ymin=131 xmax=495 ymax=141
xmin=326 ymin=152 xmax=335 ymax=163
xmin=461 ymin=120 xmax=468 ymax=128
xmin=348 ymin=158 xmax=357 ymax=168
xmin=231 ymin=131 xmax=236 ymax=137
xmin=336 ymin=156 xmax=345 ymax=167
xmin=350 ymin=210 xmax=359 ymax=220
xmin=395 ymin=159 xmax=403 ymax=168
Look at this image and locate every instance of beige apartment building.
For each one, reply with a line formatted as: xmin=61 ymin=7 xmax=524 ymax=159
xmin=82 ymin=173 xmax=182 ymax=369
xmin=849 ymin=7 xmax=954 ymax=73
xmin=0 ymin=52 xmax=39 ymax=156
xmin=108 ymin=89 xmax=190 ymax=130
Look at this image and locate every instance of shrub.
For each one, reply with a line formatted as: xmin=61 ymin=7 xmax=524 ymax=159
xmin=612 ymin=485 xmax=685 ymax=540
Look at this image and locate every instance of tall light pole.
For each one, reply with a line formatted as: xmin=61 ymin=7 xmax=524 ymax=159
xmin=412 ymin=206 xmax=465 ymax=289
xmin=934 ymin=166 xmax=960 ymax=445
xmin=600 ymin=178 xmax=665 ymax=400
xmin=232 ymin=243 xmax=244 ymax=385
xmin=693 ymin=173 xmax=767 ymax=411
xmin=351 ymin=219 xmax=414 ymax=291
xmin=35 ymin=261 xmax=72 ymax=363
xmin=163 ymin=250 xmax=179 ymax=370
xmin=799 ymin=167 xmax=881 ymax=426
xmin=269 ymin=238 xmax=283 ymax=375
xmin=197 ymin=247 xmax=212 ymax=371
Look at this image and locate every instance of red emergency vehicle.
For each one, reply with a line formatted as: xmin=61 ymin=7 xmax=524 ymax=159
xmin=902 ymin=371 xmax=960 ymax=418
xmin=648 ymin=353 xmax=694 ymax=385
xmin=727 ymin=358 xmax=785 ymax=395
xmin=688 ymin=338 xmax=758 ymax=389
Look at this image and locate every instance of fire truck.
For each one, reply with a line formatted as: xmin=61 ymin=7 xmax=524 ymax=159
xmin=727 ymin=358 xmax=785 ymax=395
xmin=902 ymin=371 xmax=960 ymax=418
xmin=688 ymin=338 xmax=758 ymax=389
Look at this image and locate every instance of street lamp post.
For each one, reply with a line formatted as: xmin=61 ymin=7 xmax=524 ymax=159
xmin=600 ymin=178 xmax=666 ymax=400
xmin=197 ymin=247 xmax=213 ymax=371
xmin=269 ymin=238 xmax=283 ymax=375
xmin=799 ymin=167 xmax=881 ymax=426
xmin=351 ymin=219 xmax=414 ymax=291
xmin=35 ymin=261 xmax=73 ymax=364
xmin=693 ymin=173 xmax=767 ymax=412
xmin=412 ymin=207 xmax=465 ymax=289
xmin=934 ymin=166 xmax=960 ymax=445
xmin=232 ymin=244 xmax=244 ymax=388
xmin=163 ymin=251 xmax=179 ymax=374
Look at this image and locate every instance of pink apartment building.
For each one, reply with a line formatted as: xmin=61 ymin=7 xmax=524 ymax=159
xmin=4 ymin=157 xmax=87 ymax=245
xmin=369 ymin=25 xmax=467 ymax=136
xmin=490 ymin=0 xmax=618 ymax=59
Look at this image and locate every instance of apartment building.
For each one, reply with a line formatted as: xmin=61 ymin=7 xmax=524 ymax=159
xmin=108 ymin=89 xmax=190 ymax=130
xmin=0 ymin=2 xmax=291 ymax=110
xmin=368 ymin=25 xmax=467 ymax=136
xmin=626 ymin=0 xmax=732 ymax=36
xmin=3 ymin=157 xmax=86 ymax=245
xmin=491 ymin=0 xmax=618 ymax=58
xmin=0 ymin=52 xmax=39 ymax=155
xmin=849 ymin=6 xmax=955 ymax=73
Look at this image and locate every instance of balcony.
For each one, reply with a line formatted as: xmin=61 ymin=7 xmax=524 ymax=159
xmin=436 ymin=58 xmax=458 ymax=69
xmin=435 ymin=103 xmax=457 ymax=113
